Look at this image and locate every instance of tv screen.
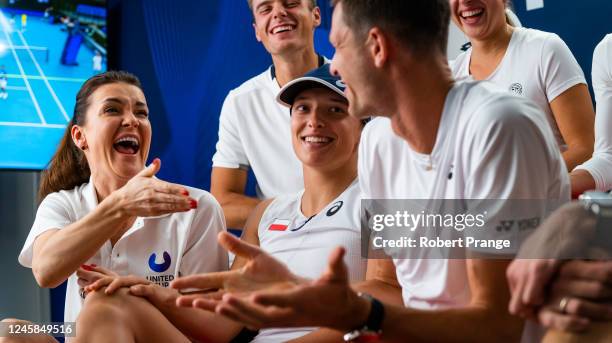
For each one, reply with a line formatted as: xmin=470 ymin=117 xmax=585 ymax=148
xmin=0 ymin=0 xmax=106 ymax=169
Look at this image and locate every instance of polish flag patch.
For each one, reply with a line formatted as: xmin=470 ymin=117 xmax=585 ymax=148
xmin=268 ymin=219 xmax=290 ymax=231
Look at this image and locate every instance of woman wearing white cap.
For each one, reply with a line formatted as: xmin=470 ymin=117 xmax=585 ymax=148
xmin=75 ymin=65 xmax=367 ymax=342
xmin=450 ymin=0 xmax=595 ymax=172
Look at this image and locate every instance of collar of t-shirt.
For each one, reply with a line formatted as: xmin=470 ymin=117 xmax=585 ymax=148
xmin=291 ymin=178 xmax=358 ymax=231
xmin=463 ymin=27 xmax=521 ymax=81
xmin=269 ymin=54 xmax=328 ymax=81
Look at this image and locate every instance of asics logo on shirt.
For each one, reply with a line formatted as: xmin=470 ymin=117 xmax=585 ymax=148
xmin=326 ymin=201 xmax=344 ymax=217
xmin=509 ymin=83 xmax=523 ymax=96
xmin=148 ymin=251 xmax=171 ymax=273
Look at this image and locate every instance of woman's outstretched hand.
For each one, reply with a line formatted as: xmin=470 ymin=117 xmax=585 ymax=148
xmin=109 ymin=158 xmax=197 ymax=217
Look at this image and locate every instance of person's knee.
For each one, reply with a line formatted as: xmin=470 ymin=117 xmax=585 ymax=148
xmin=79 ymin=289 xmax=132 ymax=325
xmin=0 ymin=320 xmax=19 ymax=343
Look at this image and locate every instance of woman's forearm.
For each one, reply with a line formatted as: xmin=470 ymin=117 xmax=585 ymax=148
xmin=32 ymin=195 xmax=128 ymax=288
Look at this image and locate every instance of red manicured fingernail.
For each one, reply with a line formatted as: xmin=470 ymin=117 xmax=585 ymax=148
xmin=91 ymin=264 xmax=97 ymax=267
xmin=181 ymin=189 xmax=189 ymax=196
xmin=82 ymin=264 xmax=93 ymax=271
xmin=190 ymin=199 xmax=198 ymax=209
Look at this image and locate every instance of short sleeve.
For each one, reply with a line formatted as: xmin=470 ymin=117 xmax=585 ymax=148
xmin=179 ymin=192 xmax=229 ymax=276
xmin=211 ymin=91 xmax=250 ymax=169
xmin=19 ymin=193 xmax=74 ymax=267
xmin=463 ymin=97 xmax=569 ymax=254
xmin=540 ymin=33 xmax=587 ymax=102
xmin=573 ymin=35 xmax=612 ymax=191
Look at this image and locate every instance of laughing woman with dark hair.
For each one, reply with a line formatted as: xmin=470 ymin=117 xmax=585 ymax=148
xmin=0 ymin=71 xmax=227 ymax=343
xmin=72 ymin=65 xmax=367 ymax=343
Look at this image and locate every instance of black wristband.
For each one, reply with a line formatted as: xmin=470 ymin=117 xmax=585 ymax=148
xmin=344 ymin=293 xmax=385 ymax=342
xmin=363 ymin=293 xmax=384 ymax=333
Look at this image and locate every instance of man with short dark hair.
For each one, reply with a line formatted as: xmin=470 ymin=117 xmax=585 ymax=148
xmin=177 ymin=1 xmax=569 ymax=341
xmin=211 ymin=0 xmax=325 ymax=229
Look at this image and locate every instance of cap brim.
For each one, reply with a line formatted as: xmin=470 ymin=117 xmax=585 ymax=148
xmin=277 ymin=77 xmax=347 ymax=108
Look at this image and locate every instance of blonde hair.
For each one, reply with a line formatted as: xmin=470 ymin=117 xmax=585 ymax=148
xmin=505 ymin=8 xmax=522 ymax=27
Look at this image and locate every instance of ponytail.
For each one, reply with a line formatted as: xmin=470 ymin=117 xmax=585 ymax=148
xmin=38 ymin=71 xmax=142 ymax=201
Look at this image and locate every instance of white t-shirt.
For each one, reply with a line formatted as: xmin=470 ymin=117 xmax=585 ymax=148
xmin=19 ymin=179 xmax=229 ymax=323
xmin=213 ymin=66 xmax=312 ymax=199
xmin=452 ymin=27 xmax=587 ymax=151
xmin=253 ymin=180 xmax=366 ymax=343
xmin=359 ymin=81 xmax=569 ymax=341
xmin=574 ymin=34 xmax=612 ymax=191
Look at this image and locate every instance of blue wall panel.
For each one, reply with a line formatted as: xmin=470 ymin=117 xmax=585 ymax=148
xmin=113 ymin=0 xmax=333 ymax=191
xmin=116 ymin=0 xmax=610 ymax=192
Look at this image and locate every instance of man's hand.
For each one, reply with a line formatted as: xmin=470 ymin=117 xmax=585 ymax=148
xmin=178 ymin=238 xmax=369 ymax=331
xmin=507 ymin=202 xmax=599 ymax=319
xmin=507 ymin=259 xmax=561 ymax=318
xmin=171 ymin=232 xmax=302 ymax=308
xmin=536 ymin=261 xmax=612 ymax=332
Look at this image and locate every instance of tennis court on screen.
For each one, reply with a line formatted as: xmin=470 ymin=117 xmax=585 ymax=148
xmin=0 ymin=9 xmax=95 ymax=169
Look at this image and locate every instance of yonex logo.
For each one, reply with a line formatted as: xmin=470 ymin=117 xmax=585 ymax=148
xmin=509 ymin=83 xmax=523 ymax=96
xmin=148 ymin=251 xmax=171 ymax=273
xmin=496 ymin=220 xmax=515 ymax=232
xmin=326 ymin=201 xmax=344 ymax=217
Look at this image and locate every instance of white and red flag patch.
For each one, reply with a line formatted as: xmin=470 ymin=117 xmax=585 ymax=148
xmin=268 ymin=219 xmax=290 ymax=231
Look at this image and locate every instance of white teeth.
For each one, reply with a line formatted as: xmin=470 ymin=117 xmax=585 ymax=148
xmin=114 ymin=136 xmax=139 ymax=145
xmin=304 ymin=136 xmax=331 ymax=143
xmin=273 ymin=25 xmax=294 ymax=34
xmin=461 ymin=9 xmax=483 ymax=18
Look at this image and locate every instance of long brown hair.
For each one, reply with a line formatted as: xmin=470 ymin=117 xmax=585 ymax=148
xmin=38 ymin=71 xmax=142 ymax=201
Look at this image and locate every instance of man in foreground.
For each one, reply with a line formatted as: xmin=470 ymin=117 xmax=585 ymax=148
xmin=174 ymin=0 xmax=569 ymax=341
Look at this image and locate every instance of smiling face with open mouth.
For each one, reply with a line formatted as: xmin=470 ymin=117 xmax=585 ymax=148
xmin=450 ymin=0 xmax=508 ymax=41
xmin=72 ymin=82 xmax=152 ymax=182
xmin=251 ymin=0 xmax=321 ymax=55
xmin=290 ymin=87 xmax=361 ymax=171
